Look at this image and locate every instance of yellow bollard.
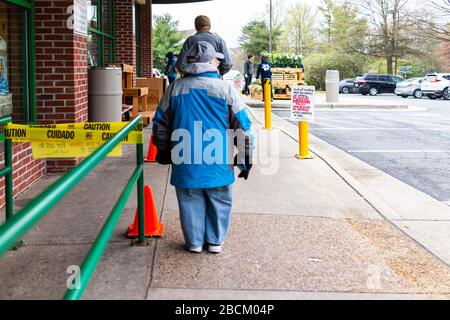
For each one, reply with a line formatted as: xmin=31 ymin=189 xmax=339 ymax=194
xmin=264 ymin=79 xmax=272 ymax=130
xmin=297 ymin=121 xmax=312 ymax=159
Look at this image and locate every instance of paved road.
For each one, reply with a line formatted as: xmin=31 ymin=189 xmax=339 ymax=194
xmin=273 ymin=94 xmax=450 ymax=204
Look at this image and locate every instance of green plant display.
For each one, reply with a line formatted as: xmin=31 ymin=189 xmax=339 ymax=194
xmin=261 ymin=51 xmax=303 ymax=68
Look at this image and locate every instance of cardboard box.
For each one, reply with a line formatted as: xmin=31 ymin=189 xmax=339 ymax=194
xmin=136 ymin=77 xmax=167 ymax=110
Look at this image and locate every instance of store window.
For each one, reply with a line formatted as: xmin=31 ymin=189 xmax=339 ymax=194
xmin=0 ymin=0 xmax=35 ymax=124
xmin=87 ymin=0 xmax=114 ymax=66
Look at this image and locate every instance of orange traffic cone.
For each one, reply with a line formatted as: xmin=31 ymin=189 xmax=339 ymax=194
xmin=144 ymin=134 xmax=157 ymax=163
xmin=127 ymin=185 xmax=164 ymax=238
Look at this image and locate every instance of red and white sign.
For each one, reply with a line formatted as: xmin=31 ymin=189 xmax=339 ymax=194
xmin=290 ymin=86 xmax=315 ymax=122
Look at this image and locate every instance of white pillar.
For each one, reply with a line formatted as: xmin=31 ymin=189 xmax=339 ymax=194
xmin=326 ymin=70 xmax=340 ymax=103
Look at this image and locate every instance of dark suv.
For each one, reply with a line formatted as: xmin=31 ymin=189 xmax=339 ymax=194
xmin=354 ymin=74 xmax=404 ymax=96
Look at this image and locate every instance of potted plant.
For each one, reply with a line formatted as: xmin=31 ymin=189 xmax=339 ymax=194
xmin=273 ymin=84 xmax=285 ymax=94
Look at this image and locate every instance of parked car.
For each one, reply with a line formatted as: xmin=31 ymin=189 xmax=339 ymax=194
xmin=354 ymin=74 xmax=404 ymax=96
xmin=152 ymin=68 xmax=162 ymax=78
xmin=223 ymin=70 xmax=245 ymax=92
xmin=339 ymin=78 xmax=355 ymax=94
xmin=395 ymin=77 xmax=424 ymax=99
xmin=421 ymin=73 xmax=450 ymax=100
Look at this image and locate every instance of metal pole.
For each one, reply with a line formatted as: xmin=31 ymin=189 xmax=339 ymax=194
xmin=297 ymin=121 xmax=312 ymax=160
xmin=269 ymin=0 xmax=273 ymax=53
xmin=264 ymin=79 xmax=272 ymax=130
xmin=5 ymin=139 xmax=13 ymax=221
xmin=137 ymin=141 xmax=145 ymax=244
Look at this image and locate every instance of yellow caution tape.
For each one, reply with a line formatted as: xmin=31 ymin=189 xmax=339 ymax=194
xmin=31 ymin=141 xmax=122 ymax=158
xmin=5 ymin=122 xmax=143 ymax=145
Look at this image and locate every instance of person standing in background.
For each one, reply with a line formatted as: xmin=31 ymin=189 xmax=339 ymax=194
xmin=165 ymin=52 xmax=178 ymax=84
xmin=256 ymin=55 xmax=273 ymax=102
xmin=176 ymin=15 xmax=233 ymax=77
xmin=243 ymin=55 xmax=254 ymax=96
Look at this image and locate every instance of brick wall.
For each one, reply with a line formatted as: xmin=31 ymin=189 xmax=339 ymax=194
xmin=115 ymin=0 xmax=136 ymax=82
xmin=139 ymin=1 xmax=153 ymax=77
xmin=35 ymin=0 xmax=88 ymax=173
xmin=0 ymin=143 xmax=46 ymax=208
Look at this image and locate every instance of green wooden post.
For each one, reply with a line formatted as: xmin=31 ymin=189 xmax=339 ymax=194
xmin=5 ymin=138 xmax=13 ymax=220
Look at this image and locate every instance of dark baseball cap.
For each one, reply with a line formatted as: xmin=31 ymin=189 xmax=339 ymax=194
xmin=186 ymin=41 xmax=225 ymax=64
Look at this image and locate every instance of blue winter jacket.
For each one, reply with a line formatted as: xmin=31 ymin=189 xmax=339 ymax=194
xmin=152 ymin=70 xmax=253 ymax=189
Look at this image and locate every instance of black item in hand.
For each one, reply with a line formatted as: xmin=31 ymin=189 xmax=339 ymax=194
xmin=156 ymin=149 xmax=172 ymax=165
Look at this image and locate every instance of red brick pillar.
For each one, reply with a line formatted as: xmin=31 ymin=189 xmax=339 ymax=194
xmin=115 ymin=0 xmax=136 ymax=78
xmin=139 ymin=1 xmax=153 ymax=77
xmin=35 ymin=0 xmax=88 ymax=173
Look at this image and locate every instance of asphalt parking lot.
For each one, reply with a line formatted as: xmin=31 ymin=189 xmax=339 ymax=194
xmin=273 ymin=94 xmax=450 ymax=204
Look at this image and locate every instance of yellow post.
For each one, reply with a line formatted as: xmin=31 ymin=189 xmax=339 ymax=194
xmin=264 ymin=79 xmax=272 ymax=130
xmin=297 ymin=121 xmax=312 ymax=159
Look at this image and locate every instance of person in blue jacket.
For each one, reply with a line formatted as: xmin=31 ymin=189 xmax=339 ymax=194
xmin=256 ymin=55 xmax=273 ymax=101
xmin=152 ymin=41 xmax=254 ymax=254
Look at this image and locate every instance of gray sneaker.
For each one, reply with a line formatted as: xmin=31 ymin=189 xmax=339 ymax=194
xmin=189 ymin=246 xmax=203 ymax=253
xmin=208 ymin=243 xmax=223 ymax=254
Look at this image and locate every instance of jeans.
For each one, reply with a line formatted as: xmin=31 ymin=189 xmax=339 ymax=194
xmin=244 ymin=74 xmax=253 ymax=95
xmin=175 ymin=185 xmax=233 ymax=248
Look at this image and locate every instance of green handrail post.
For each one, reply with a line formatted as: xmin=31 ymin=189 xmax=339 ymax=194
xmin=137 ymin=142 xmax=145 ymax=244
xmin=5 ymin=139 xmax=13 ymax=221
xmin=0 ymin=116 xmax=14 ymax=221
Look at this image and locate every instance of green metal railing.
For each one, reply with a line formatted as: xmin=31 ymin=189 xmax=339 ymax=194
xmin=0 ymin=115 xmax=146 ymax=300
xmin=0 ymin=116 xmax=14 ymax=222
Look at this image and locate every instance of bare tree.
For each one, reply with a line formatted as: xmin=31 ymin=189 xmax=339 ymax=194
xmin=430 ymin=0 xmax=450 ymax=14
xmin=358 ymin=0 xmax=412 ymax=74
xmin=410 ymin=0 xmax=450 ymax=42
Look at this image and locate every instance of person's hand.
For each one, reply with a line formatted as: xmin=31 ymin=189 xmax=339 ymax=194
xmin=244 ymin=74 xmax=248 ymax=79
xmin=156 ymin=149 xmax=172 ymax=165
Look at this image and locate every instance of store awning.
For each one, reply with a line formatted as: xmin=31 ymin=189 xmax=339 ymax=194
xmin=152 ymin=0 xmax=212 ymax=4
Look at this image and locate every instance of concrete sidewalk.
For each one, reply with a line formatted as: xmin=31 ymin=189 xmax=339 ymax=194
xmin=1 ymin=111 xmax=450 ymax=300
xmin=245 ymin=93 xmax=409 ymax=110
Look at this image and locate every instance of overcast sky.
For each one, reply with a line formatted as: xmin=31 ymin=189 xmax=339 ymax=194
xmin=152 ymin=0 xmax=306 ymax=48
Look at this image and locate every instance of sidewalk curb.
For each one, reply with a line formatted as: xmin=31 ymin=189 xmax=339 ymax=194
xmin=246 ymin=101 xmax=409 ymax=110
xmin=247 ymin=106 xmax=450 ymax=268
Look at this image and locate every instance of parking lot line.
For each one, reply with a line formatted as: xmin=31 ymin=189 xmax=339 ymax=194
xmin=317 ymin=117 xmax=375 ymax=128
xmin=348 ymin=150 xmax=449 ymax=154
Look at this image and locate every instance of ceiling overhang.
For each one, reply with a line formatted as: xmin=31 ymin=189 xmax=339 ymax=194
xmin=152 ymin=0 xmax=212 ymax=4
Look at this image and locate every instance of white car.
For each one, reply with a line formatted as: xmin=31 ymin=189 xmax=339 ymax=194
xmin=395 ymin=78 xmax=424 ymax=99
xmin=421 ymin=73 xmax=450 ymax=100
xmin=223 ymin=70 xmax=244 ymax=92
xmin=152 ymin=68 xmax=163 ymax=78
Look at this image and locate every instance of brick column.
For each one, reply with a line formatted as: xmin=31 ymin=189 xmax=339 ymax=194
xmin=35 ymin=0 xmax=88 ymax=173
xmin=139 ymin=0 xmax=153 ymax=77
xmin=115 ymin=0 xmax=136 ymax=79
